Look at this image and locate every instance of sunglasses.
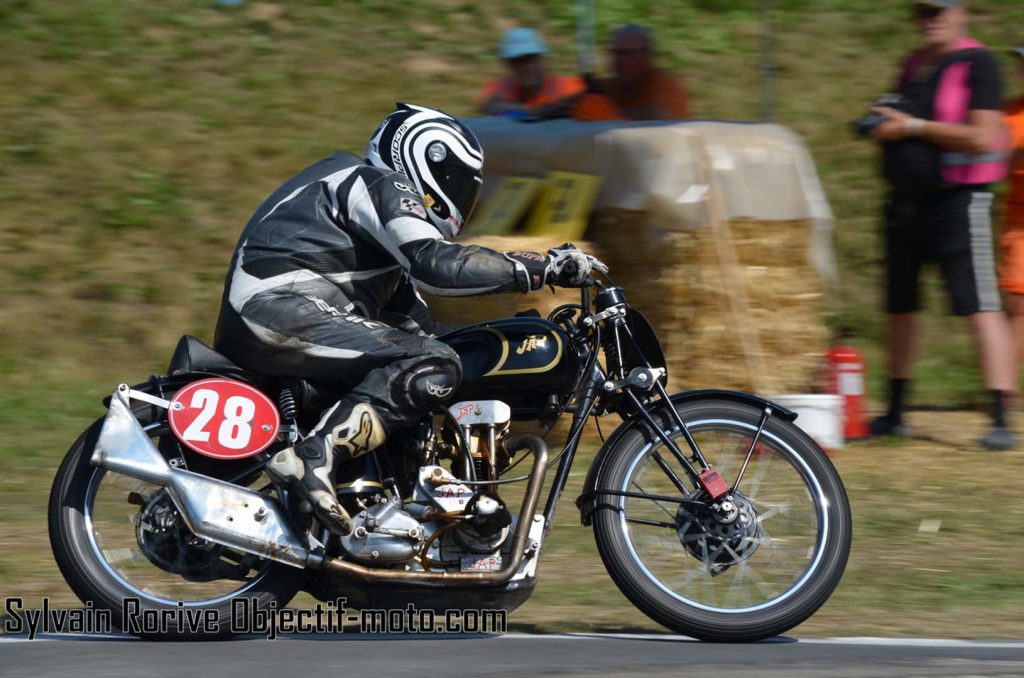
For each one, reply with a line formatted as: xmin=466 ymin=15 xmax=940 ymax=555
xmin=913 ymin=5 xmax=947 ymax=21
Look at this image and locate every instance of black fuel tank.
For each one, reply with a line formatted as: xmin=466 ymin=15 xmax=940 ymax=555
xmin=440 ymin=317 xmax=578 ymax=419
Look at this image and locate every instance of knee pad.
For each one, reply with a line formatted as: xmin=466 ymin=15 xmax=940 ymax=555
xmin=393 ymin=357 xmax=462 ymax=415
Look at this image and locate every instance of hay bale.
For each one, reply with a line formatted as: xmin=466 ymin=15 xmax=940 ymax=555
xmin=588 ymin=212 xmax=828 ymax=395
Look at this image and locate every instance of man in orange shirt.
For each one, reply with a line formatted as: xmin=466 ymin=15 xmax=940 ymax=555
xmin=574 ymin=24 xmax=690 ymax=122
xmin=1000 ymin=47 xmax=1024 ymax=362
xmin=478 ymin=28 xmax=585 ymax=121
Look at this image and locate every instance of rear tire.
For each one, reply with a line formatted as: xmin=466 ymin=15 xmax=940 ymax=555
xmin=592 ymin=398 xmax=851 ymax=641
xmin=48 ymin=392 xmax=303 ymax=640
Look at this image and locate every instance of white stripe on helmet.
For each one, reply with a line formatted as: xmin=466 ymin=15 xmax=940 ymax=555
xmin=407 ymin=124 xmax=483 ymax=169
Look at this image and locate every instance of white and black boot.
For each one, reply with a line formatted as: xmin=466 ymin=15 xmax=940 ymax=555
xmin=268 ymin=403 xmax=386 ymax=536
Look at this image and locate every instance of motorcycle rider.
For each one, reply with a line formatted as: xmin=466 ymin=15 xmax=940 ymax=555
xmin=214 ymin=103 xmax=605 ymax=535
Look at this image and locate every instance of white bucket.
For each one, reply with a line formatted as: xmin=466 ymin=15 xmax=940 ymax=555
xmin=769 ymin=394 xmax=844 ymax=450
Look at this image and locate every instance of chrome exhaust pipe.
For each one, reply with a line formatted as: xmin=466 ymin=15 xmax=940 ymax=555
xmin=91 ymin=384 xmax=312 ymax=569
xmin=318 ymin=435 xmax=548 ymax=586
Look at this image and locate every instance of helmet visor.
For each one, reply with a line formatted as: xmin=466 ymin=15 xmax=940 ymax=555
xmin=435 ymin=156 xmax=482 ymax=229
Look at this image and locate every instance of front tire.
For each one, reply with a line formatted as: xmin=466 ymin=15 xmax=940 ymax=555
xmin=592 ymin=398 xmax=851 ymax=641
xmin=48 ymin=392 xmax=303 ymax=640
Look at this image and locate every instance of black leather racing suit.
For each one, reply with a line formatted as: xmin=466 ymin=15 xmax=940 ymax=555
xmin=214 ymin=152 xmax=545 ymax=460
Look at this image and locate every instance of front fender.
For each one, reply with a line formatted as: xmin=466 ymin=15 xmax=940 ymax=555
xmin=576 ymin=390 xmax=797 ymax=526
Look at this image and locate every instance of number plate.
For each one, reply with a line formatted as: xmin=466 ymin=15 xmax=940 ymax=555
xmin=168 ymin=378 xmax=280 ymax=459
xmin=460 ymin=554 xmax=503 ymax=572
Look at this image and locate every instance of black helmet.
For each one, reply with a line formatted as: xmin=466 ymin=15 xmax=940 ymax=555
xmin=366 ymin=103 xmax=484 ymax=239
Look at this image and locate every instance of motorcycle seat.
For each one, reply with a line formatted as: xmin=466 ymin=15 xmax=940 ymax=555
xmin=167 ymin=335 xmax=259 ymax=382
xmin=167 ymin=336 xmax=342 ymax=412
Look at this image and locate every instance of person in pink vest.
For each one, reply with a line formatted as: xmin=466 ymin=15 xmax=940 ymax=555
xmin=868 ymin=0 xmax=1015 ymax=450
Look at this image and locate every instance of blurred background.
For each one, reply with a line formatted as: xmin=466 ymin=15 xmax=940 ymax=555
xmin=2 ymin=0 xmax=1024 ymax=637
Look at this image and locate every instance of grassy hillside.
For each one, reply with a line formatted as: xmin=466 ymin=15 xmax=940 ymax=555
xmin=3 ymin=1 xmax=1024 ymax=636
xmin=3 ymin=1 xmax=1024 ymax=409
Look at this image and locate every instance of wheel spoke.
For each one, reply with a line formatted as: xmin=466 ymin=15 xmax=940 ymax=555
xmin=630 ymin=480 xmax=679 ymax=521
xmin=736 ymin=559 xmax=780 ymax=600
xmin=101 ymin=547 xmax=139 ymax=565
xmin=625 ymin=517 xmax=677 ymax=529
xmin=649 ymin=451 xmax=691 ymax=496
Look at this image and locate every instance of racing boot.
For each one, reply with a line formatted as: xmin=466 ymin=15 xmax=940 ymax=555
xmin=268 ymin=403 xmax=387 ymax=536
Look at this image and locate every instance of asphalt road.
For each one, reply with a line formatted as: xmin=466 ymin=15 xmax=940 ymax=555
xmin=2 ymin=633 xmax=1024 ymax=677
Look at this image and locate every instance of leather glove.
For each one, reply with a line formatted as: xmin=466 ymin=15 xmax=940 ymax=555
xmin=544 ymin=243 xmax=608 ymax=287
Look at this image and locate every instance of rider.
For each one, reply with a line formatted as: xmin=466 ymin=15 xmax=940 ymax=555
xmin=213 ymin=103 xmax=605 ymax=535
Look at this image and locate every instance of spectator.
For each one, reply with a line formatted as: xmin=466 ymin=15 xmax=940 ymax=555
xmin=477 ymin=28 xmax=585 ymax=121
xmin=574 ymin=24 xmax=689 ymax=121
xmin=868 ymin=0 xmax=1015 ymax=450
xmin=1000 ymin=47 xmax=1024 ymax=367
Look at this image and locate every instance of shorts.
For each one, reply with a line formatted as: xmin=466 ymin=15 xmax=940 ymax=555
xmin=999 ymin=225 xmax=1024 ymax=295
xmin=885 ymin=187 xmax=1001 ymax=316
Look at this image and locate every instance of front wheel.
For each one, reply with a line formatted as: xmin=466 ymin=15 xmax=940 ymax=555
xmin=592 ymin=398 xmax=851 ymax=641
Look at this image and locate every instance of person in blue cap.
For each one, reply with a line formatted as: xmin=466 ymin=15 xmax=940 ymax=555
xmin=477 ymin=27 xmax=585 ymax=121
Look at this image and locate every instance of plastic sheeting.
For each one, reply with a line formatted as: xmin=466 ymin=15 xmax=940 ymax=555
xmin=464 ymin=117 xmax=837 ymax=280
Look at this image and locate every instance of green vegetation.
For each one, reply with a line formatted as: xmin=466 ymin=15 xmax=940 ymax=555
xmin=2 ymin=0 xmax=1024 ymax=636
xmin=3 ymin=0 xmax=1024 ymax=404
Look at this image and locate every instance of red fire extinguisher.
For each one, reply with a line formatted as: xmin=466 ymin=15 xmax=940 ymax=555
xmin=822 ymin=345 xmax=869 ymax=441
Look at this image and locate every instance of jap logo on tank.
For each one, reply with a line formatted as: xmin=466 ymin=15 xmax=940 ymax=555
xmin=400 ymin=197 xmax=426 ymax=218
xmin=168 ymin=378 xmax=280 ymax=459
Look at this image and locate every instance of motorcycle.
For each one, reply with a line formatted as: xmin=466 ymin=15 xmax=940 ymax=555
xmin=49 ymin=275 xmax=851 ymax=641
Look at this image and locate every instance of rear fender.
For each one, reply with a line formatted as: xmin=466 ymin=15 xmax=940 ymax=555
xmin=576 ymin=390 xmax=797 ymax=526
xmin=100 ymin=374 xmax=281 ymax=486
xmin=100 ymin=374 xmax=201 ymax=410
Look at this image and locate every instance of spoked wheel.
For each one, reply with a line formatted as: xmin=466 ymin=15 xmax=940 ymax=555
xmin=49 ymin=391 xmax=303 ymax=639
xmin=592 ymin=398 xmax=851 ymax=641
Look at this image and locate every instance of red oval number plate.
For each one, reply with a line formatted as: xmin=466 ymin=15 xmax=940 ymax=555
xmin=168 ymin=378 xmax=280 ymax=459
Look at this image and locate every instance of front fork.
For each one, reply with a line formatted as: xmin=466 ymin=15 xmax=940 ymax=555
xmin=596 ymin=313 xmax=779 ymax=503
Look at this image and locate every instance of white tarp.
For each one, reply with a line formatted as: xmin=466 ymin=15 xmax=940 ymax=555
xmin=465 ymin=117 xmax=837 ymax=280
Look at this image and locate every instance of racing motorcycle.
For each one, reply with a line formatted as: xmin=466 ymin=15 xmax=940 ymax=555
xmin=49 ymin=275 xmax=851 ymax=641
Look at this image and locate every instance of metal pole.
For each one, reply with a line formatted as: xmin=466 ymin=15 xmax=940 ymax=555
xmin=760 ymin=0 xmax=778 ymax=121
xmin=577 ymin=0 xmax=597 ymax=76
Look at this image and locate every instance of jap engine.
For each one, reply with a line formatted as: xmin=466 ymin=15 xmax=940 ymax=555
xmin=331 ymin=400 xmax=522 ymax=571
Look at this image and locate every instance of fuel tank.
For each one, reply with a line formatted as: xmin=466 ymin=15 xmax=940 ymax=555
xmin=440 ymin=317 xmax=578 ymax=420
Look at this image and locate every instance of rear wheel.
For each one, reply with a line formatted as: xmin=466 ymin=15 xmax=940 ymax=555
xmin=48 ymin=390 xmax=303 ymax=639
xmin=592 ymin=398 xmax=851 ymax=641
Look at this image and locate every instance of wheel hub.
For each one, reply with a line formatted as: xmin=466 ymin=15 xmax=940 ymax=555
xmin=134 ymin=491 xmax=226 ymax=579
xmin=676 ymin=492 xmax=763 ymax=572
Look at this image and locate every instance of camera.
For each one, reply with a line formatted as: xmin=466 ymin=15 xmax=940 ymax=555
xmin=854 ymin=93 xmax=911 ymax=138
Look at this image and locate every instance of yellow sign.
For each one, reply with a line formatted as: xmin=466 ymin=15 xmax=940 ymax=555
xmin=468 ymin=177 xmax=544 ymax=236
xmin=525 ymin=171 xmax=603 ymax=241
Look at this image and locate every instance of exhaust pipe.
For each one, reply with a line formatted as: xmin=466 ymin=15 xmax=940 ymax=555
xmin=318 ymin=435 xmax=549 ymax=587
xmin=91 ymin=384 xmax=312 ymax=569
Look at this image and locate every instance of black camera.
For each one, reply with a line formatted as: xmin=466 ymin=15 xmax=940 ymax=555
xmin=854 ymin=93 xmax=911 ymax=138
